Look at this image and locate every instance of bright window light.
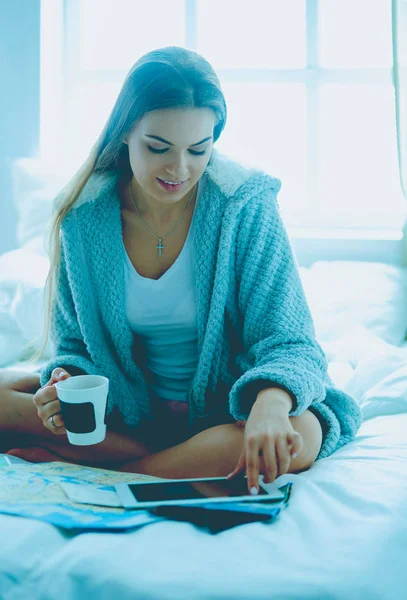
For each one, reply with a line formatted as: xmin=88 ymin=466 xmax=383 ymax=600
xmin=39 ymin=0 xmax=406 ymax=232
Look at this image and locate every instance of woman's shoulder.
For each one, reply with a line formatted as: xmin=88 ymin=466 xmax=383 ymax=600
xmin=205 ymin=149 xmax=282 ymax=201
xmin=60 ymin=170 xmax=121 ymax=240
xmin=73 ymin=170 xmax=121 ymax=211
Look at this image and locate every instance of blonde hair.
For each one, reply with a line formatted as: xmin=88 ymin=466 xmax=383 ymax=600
xmin=27 ymin=46 xmax=227 ymax=363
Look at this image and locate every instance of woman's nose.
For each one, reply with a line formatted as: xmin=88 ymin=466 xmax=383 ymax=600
xmin=165 ymin=154 xmax=189 ymax=178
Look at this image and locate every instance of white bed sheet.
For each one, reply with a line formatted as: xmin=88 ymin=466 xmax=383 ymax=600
xmin=1 ymin=366 xmax=406 ymax=600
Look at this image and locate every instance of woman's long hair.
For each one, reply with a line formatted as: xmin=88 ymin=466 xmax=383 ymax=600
xmin=28 ymin=46 xmax=227 ymax=363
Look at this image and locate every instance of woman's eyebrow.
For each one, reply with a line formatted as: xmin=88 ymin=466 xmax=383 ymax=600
xmin=145 ymin=134 xmax=212 ymax=147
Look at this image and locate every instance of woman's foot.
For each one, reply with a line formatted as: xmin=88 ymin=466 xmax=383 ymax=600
xmin=6 ymin=446 xmax=71 ymax=463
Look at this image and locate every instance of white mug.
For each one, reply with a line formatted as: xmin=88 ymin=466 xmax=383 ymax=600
xmin=55 ymin=375 xmax=109 ymax=445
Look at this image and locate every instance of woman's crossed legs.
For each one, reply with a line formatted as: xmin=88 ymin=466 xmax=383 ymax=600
xmin=0 ymin=369 xmax=323 ymax=481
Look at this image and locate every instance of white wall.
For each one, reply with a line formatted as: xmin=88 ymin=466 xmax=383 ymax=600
xmin=0 ymin=0 xmax=40 ymax=254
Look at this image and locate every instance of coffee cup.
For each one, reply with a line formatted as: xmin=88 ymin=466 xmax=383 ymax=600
xmin=55 ymin=375 xmax=109 ymax=445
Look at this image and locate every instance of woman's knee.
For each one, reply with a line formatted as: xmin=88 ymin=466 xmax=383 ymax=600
xmin=289 ymin=409 xmax=323 ymax=472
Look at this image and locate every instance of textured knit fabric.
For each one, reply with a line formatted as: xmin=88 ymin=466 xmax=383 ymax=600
xmin=37 ymin=149 xmax=362 ymax=459
xmin=122 ymin=174 xmax=204 ymax=404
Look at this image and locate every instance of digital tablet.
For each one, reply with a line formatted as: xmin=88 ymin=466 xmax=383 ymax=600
xmin=115 ymin=476 xmax=285 ymax=509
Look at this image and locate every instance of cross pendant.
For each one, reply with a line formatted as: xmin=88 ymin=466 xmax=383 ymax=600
xmin=156 ymin=240 xmax=164 ymax=256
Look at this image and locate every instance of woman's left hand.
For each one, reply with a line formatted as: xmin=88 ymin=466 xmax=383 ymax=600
xmin=227 ymin=395 xmax=303 ymax=494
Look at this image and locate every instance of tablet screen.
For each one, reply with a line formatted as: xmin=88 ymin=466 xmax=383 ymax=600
xmin=128 ymin=477 xmax=268 ymax=503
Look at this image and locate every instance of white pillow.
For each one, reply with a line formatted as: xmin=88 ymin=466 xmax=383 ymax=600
xmin=343 ymin=345 xmax=407 ymax=404
xmin=0 ymin=247 xmax=49 ymax=287
xmin=299 ymin=261 xmax=407 ymax=346
xmin=321 ymin=323 xmax=396 ymax=367
xmin=11 ymin=281 xmax=53 ymax=360
xmin=348 ymin=360 xmax=407 ymax=420
xmin=0 ymin=248 xmax=52 ymax=365
xmin=11 ymin=157 xmax=75 ymax=247
xmin=0 ymin=303 xmax=29 ymax=367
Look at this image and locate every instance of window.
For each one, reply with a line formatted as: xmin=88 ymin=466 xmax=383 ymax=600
xmin=40 ymin=0 xmax=406 ymax=233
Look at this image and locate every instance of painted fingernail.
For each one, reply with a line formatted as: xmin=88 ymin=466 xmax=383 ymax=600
xmin=58 ymin=371 xmax=67 ymax=378
xmin=250 ymin=486 xmax=258 ymax=495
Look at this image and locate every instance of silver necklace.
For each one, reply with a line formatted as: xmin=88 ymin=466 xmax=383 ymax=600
xmin=129 ymin=182 xmax=196 ymax=256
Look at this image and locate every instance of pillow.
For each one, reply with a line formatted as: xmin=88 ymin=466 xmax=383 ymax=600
xmin=343 ymin=344 xmax=407 ymax=405
xmin=299 ymin=261 xmax=407 ymax=346
xmin=11 ymin=281 xmax=53 ymax=361
xmin=346 ymin=358 xmax=407 ymax=420
xmin=11 ymin=157 xmax=77 ymax=248
xmin=0 ymin=303 xmax=29 ymax=367
xmin=321 ymin=323 xmax=396 ymax=368
xmin=323 ymin=324 xmax=396 ymax=393
xmin=0 ymin=248 xmax=52 ymax=365
xmin=0 ymin=247 xmax=49 ymax=287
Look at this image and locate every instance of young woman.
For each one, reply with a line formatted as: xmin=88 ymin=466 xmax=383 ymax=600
xmin=0 ymin=46 xmax=361 ymax=494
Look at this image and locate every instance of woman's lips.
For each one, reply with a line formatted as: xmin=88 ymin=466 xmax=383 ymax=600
xmin=157 ymin=178 xmax=187 ymax=193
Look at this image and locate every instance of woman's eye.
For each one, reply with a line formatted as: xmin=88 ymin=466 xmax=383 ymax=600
xmin=148 ymin=146 xmax=168 ymax=154
xmin=147 ymin=145 xmax=207 ymax=156
xmin=189 ymin=149 xmax=207 ymax=156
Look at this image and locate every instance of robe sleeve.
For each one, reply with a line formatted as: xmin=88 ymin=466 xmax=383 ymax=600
xmin=228 ymin=181 xmax=329 ymax=420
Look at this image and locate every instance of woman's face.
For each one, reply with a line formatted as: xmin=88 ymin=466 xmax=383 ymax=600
xmin=125 ymin=107 xmax=215 ymax=208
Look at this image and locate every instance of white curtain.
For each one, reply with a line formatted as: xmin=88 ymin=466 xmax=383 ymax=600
xmin=392 ymin=0 xmax=407 ymax=198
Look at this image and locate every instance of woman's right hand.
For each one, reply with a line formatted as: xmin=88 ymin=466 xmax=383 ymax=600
xmin=32 ymin=368 xmax=72 ymax=435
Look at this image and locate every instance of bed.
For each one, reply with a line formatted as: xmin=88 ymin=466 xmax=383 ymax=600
xmin=1 ymin=415 xmax=406 ymax=600
xmin=1 ymin=160 xmax=407 ymax=599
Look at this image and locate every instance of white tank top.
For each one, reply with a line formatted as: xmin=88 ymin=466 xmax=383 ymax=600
xmin=122 ymin=176 xmax=206 ymax=412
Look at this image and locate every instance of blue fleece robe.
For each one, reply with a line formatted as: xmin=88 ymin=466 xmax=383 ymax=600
xmin=37 ymin=149 xmax=362 ymax=459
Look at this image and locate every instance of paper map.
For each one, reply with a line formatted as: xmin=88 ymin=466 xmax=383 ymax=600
xmin=0 ymin=454 xmax=292 ymax=533
xmin=0 ymin=453 xmax=164 ymax=531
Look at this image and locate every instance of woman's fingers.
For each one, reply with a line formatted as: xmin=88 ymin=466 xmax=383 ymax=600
xmin=38 ymin=398 xmax=60 ymax=419
xmin=262 ymin=438 xmax=278 ymax=483
xmin=31 ymin=368 xmax=71 ymax=435
xmin=40 ymin=400 xmax=64 ymax=426
xmin=275 ymin=434 xmax=291 ymax=479
xmin=49 ymin=368 xmax=70 ymax=386
xmin=37 ymin=398 xmax=66 ymax=433
xmin=287 ymin=431 xmax=303 ymax=458
xmin=46 ymin=414 xmax=66 ymax=434
xmin=33 ymin=386 xmax=65 ymax=433
xmin=228 ymin=427 xmax=305 ymax=493
xmin=33 ymin=368 xmax=71 ymax=412
xmin=41 ymin=369 xmax=71 ymax=396
xmin=246 ymin=435 xmax=261 ymax=494
xmin=226 ymin=449 xmax=246 ymax=480
xmin=33 ymin=385 xmax=58 ymax=408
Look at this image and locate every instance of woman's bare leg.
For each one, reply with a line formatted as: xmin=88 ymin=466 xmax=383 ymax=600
xmin=119 ymin=410 xmax=323 ymax=480
xmin=1 ymin=369 xmax=323 ymax=479
xmin=0 ymin=370 xmax=49 ymax=452
xmin=0 ymin=369 xmax=151 ymax=466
